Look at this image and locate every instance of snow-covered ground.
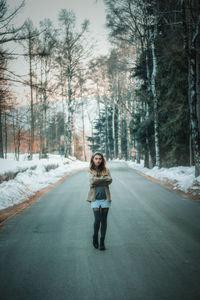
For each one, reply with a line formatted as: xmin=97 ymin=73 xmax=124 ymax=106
xmin=0 ymin=154 xmax=89 ymax=210
xmin=1 ymin=155 xmax=200 ymax=210
xmin=113 ymin=159 xmax=200 ymax=196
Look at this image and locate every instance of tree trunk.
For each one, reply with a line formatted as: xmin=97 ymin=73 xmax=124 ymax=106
xmin=81 ymin=97 xmax=87 ymax=161
xmin=104 ymin=98 xmax=109 ymax=159
xmin=188 ymin=56 xmax=200 ymax=176
xmin=145 ymin=51 xmax=154 ymax=167
xmin=112 ymin=101 xmax=116 ymax=159
xmin=133 ymin=69 xmax=141 ymax=164
xmin=142 ymin=100 xmax=149 ymax=168
xmin=4 ymin=112 xmax=7 ymax=159
xmin=118 ymin=105 xmax=122 ymax=159
xmin=66 ymin=76 xmax=72 ymax=157
xmin=39 ymin=65 xmax=44 ymax=158
xmin=126 ymin=98 xmax=131 ymax=160
xmin=182 ymin=0 xmax=200 ymax=177
xmin=29 ymin=35 xmax=34 ymax=160
xmin=96 ymin=95 xmax=102 ymax=148
xmin=17 ymin=130 xmax=21 ymax=161
xmin=12 ymin=114 xmax=17 ymax=160
xmin=0 ymin=108 xmax=3 ymax=158
xmin=70 ymin=110 xmax=74 ymax=156
xmin=62 ymin=96 xmax=66 ymax=156
xmin=151 ymin=27 xmax=160 ymax=168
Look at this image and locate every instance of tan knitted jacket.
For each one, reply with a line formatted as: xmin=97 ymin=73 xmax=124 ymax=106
xmin=86 ymin=168 xmax=113 ymax=202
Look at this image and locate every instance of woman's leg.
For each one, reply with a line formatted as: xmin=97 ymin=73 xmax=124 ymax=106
xmin=93 ymin=208 xmax=101 ymax=236
xmin=100 ymin=208 xmax=109 ymax=238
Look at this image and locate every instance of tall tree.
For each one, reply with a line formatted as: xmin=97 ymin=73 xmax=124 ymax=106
xmin=57 ymin=9 xmax=89 ymax=157
xmin=0 ymin=0 xmax=25 ymax=158
xmin=181 ymin=0 xmax=200 ymax=176
xmin=20 ymin=19 xmax=39 ymax=159
xmin=36 ymin=19 xmax=57 ymax=157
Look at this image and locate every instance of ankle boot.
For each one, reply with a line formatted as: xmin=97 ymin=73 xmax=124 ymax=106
xmin=93 ymin=234 xmax=99 ymax=249
xmin=99 ymin=237 xmax=106 ymax=250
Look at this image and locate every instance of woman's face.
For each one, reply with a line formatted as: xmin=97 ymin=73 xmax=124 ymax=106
xmin=93 ymin=154 xmax=102 ymax=167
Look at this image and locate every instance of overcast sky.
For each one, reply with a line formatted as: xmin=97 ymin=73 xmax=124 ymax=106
xmin=7 ymin=0 xmax=110 ymax=57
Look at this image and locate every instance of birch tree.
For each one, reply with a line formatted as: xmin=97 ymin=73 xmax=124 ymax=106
xmin=77 ymin=72 xmax=87 ymax=161
xmin=57 ymin=9 xmax=89 ymax=157
xmin=20 ymin=20 xmax=39 ymax=159
xmin=37 ymin=19 xmax=57 ymax=157
xmin=0 ymin=0 xmax=25 ymax=158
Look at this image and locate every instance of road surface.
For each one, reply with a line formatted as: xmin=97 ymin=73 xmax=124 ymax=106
xmin=0 ymin=161 xmax=200 ymax=300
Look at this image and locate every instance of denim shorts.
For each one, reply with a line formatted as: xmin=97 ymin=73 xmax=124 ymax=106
xmin=91 ymin=199 xmax=111 ymax=209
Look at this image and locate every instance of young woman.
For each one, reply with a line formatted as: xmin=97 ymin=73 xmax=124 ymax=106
xmin=86 ymin=151 xmax=113 ymax=250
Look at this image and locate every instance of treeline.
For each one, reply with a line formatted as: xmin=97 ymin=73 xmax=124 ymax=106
xmin=87 ymin=0 xmax=200 ymax=177
xmin=0 ymin=0 xmax=90 ymax=160
xmin=1 ymin=0 xmax=200 ymax=177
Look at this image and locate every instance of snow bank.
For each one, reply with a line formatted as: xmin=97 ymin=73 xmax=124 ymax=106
xmin=114 ymin=159 xmax=200 ymax=195
xmin=0 ymin=154 xmax=89 ymax=210
xmin=1 ymin=154 xmax=199 ymax=210
xmin=0 ymin=158 xmax=35 ymax=179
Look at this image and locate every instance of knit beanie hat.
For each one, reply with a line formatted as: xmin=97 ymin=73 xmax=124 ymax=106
xmin=93 ymin=151 xmax=103 ymax=156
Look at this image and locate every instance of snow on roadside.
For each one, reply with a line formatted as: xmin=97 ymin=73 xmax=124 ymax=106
xmin=113 ymin=159 xmax=200 ymax=195
xmin=0 ymin=154 xmax=89 ymax=210
xmin=0 ymin=153 xmax=78 ymax=175
xmin=1 ymin=154 xmax=199 ymax=210
xmin=0 ymin=157 xmax=36 ymax=175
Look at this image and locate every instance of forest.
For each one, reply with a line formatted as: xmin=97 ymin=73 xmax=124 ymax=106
xmin=0 ymin=0 xmax=200 ymax=177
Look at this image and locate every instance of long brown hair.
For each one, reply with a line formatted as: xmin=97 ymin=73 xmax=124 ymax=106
xmin=89 ymin=152 xmax=108 ymax=176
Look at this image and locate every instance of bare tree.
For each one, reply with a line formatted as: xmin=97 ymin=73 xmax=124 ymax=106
xmin=0 ymin=0 xmax=25 ymax=158
xmin=20 ymin=19 xmax=40 ymax=159
xmin=36 ymin=19 xmax=57 ymax=157
xmin=57 ymin=9 xmax=89 ymax=157
xmin=76 ymin=71 xmax=88 ymax=161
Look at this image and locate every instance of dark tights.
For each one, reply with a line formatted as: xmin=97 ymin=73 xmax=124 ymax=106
xmin=93 ymin=207 xmax=109 ymax=238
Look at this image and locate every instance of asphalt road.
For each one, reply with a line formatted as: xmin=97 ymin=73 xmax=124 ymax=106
xmin=0 ymin=161 xmax=200 ymax=300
